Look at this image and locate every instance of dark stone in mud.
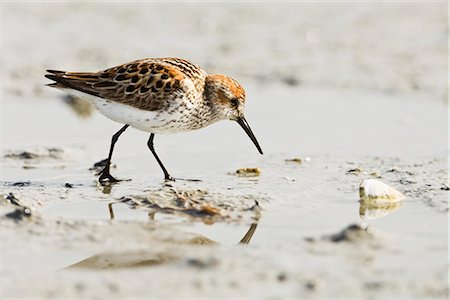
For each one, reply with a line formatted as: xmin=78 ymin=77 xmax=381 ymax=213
xmin=22 ymin=165 xmax=37 ymax=170
xmin=281 ymin=76 xmax=301 ymax=86
xmin=440 ymin=184 xmax=449 ymax=191
xmin=186 ymin=257 xmax=218 ymax=269
xmin=325 ymin=224 xmax=371 ymax=243
xmin=347 ymin=168 xmax=363 ymax=175
xmin=306 ymin=224 xmax=373 ymax=244
xmin=305 ymin=280 xmax=317 ymax=291
xmin=65 ymin=183 xmax=73 ymax=188
xmin=11 ymin=181 xmax=31 ymax=187
xmin=365 ymin=281 xmax=383 ymax=290
xmin=277 ymin=272 xmax=288 ymax=282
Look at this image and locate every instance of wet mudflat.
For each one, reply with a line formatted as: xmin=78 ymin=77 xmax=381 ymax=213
xmin=1 ymin=85 xmax=448 ymax=299
xmin=1 ymin=2 xmax=448 ymax=299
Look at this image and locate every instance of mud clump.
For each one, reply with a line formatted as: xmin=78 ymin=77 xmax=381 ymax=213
xmin=4 ymin=148 xmax=64 ymax=160
xmin=285 ymin=158 xmax=302 ymax=164
xmin=306 ymin=224 xmax=376 ymax=244
xmin=281 ymin=76 xmax=301 ymax=86
xmin=440 ymin=184 xmax=449 ymax=191
xmin=10 ymin=181 xmax=32 ymax=187
xmin=236 ymin=168 xmax=261 ymax=177
xmin=113 ymin=188 xmax=262 ymax=224
xmin=186 ymin=257 xmax=219 ymax=269
xmin=5 ymin=152 xmax=39 ymax=159
xmin=323 ymin=224 xmax=372 ymax=243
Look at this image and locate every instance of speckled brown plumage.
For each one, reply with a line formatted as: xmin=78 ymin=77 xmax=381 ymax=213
xmin=46 ymin=58 xmax=207 ymax=111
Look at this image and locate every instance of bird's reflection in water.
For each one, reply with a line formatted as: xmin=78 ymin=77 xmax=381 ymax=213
xmin=100 ymin=184 xmax=113 ymax=195
xmin=66 ymin=202 xmax=259 ymax=270
xmin=108 ymin=200 xmax=259 ymax=243
xmin=68 ymin=251 xmax=177 ymax=270
xmin=238 ymin=223 xmax=258 ymax=245
xmin=63 ymin=95 xmax=94 ymax=118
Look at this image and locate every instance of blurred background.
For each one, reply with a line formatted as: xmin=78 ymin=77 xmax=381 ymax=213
xmin=4 ymin=2 xmax=447 ymax=101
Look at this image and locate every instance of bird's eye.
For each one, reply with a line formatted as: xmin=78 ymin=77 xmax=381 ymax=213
xmin=230 ymin=98 xmax=239 ymax=107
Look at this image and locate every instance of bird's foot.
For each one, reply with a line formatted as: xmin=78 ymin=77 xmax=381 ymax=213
xmin=98 ymin=169 xmax=121 ymax=185
xmin=164 ymin=175 xmax=176 ymax=182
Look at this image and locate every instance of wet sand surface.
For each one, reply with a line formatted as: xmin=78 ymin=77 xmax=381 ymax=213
xmin=1 ymin=2 xmax=448 ymax=299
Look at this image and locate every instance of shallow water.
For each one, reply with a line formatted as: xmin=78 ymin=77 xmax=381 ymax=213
xmin=1 ymin=84 xmax=448 ymax=298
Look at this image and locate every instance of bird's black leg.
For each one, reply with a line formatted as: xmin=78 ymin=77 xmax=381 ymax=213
xmin=98 ymin=124 xmax=129 ymax=184
xmin=147 ymin=133 xmax=174 ymax=181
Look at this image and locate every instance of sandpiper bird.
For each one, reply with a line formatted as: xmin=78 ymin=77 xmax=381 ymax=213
xmin=45 ymin=57 xmax=263 ymax=183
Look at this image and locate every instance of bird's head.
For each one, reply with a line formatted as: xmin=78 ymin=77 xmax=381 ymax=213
xmin=205 ymin=74 xmax=263 ymax=154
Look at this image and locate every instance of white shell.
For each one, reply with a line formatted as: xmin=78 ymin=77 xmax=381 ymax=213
xmin=359 ymin=179 xmax=405 ymax=203
xmin=359 ymin=179 xmax=405 ymax=220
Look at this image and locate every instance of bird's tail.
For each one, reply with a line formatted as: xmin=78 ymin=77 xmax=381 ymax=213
xmin=45 ymin=70 xmax=100 ymax=97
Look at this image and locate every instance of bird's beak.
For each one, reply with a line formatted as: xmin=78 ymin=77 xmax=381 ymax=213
xmin=236 ymin=116 xmax=263 ymax=154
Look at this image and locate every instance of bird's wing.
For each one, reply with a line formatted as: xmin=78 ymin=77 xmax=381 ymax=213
xmin=45 ymin=58 xmax=207 ymax=111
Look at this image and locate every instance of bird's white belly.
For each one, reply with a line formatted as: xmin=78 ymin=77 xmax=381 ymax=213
xmin=64 ymin=89 xmax=188 ymax=134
